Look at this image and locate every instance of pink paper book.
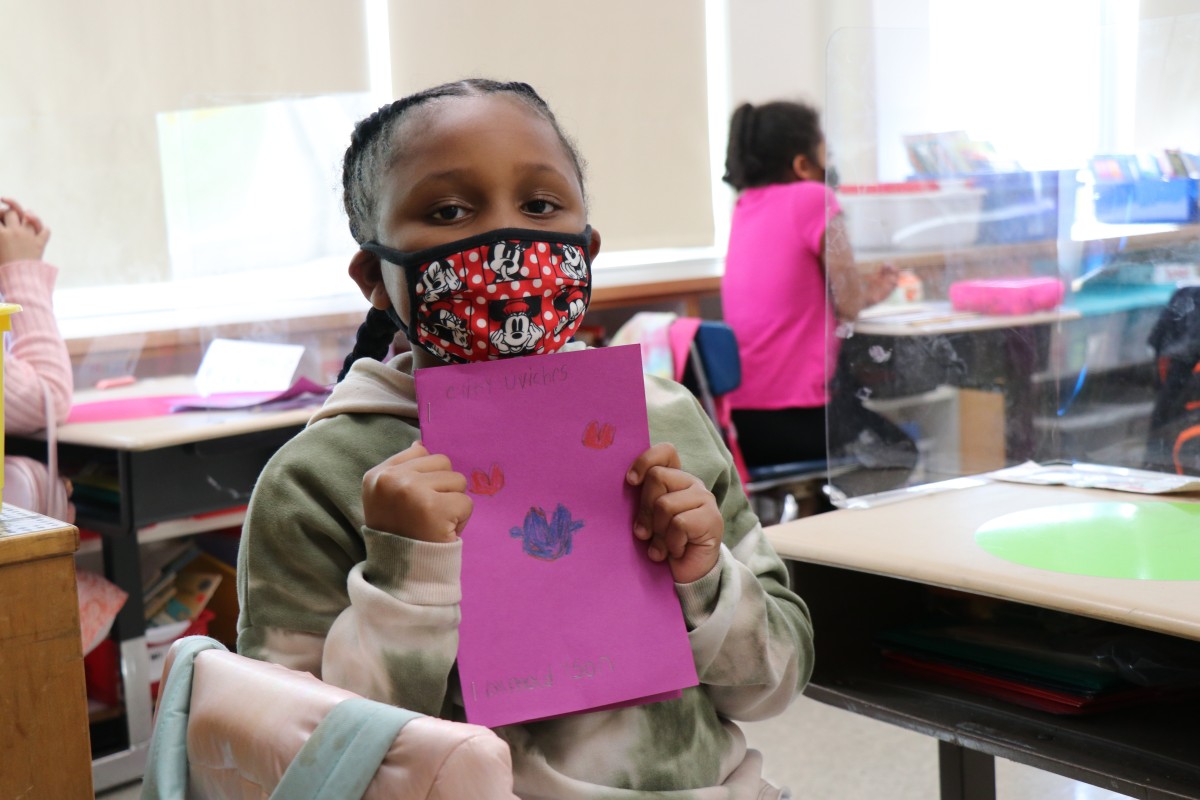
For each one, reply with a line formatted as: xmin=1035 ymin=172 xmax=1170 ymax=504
xmin=415 ymin=345 xmax=698 ymax=728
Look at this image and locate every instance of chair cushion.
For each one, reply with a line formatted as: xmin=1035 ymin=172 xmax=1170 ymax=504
xmin=172 ymin=646 xmax=517 ymax=799
xmin=186 ymin=652 xmax=516 ymax=800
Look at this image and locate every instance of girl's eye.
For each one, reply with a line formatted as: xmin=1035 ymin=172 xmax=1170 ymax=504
xmin=431 ymin=205 xmax=467 ymax=222
xmin=523 ymin=199 xmax=558 ymax=215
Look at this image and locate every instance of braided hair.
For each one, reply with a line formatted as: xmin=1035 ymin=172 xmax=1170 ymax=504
xmin=722 ymin=101 xmax=823 ymax=191
xmin=336 ymin=79 xmax=587 ymax=381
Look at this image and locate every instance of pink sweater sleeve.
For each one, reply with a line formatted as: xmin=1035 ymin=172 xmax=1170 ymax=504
xmin=0 ymin=260 xmax=74 ymax=434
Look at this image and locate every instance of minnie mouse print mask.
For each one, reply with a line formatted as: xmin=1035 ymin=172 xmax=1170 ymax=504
xmin=363 ymin=227 xmax=592 ymax=364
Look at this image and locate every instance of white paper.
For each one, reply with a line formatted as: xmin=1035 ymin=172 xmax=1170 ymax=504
xmin=194 ymin=338 xmax=304 ymax=396
xmin=987 ymin=461 xmax=1200 ymax=495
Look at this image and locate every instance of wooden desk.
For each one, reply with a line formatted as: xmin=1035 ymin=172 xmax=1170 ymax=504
xmin=8 ymin=376 xmax=319 ymax=792
xmin=0 ymin=506 xmax=93 ymax=799
xmin=767 ymin=480 xmax=1200 ymax=799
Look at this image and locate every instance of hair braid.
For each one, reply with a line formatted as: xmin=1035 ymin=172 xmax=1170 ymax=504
xmin=336 ymin=306 xmax=399 ymax=382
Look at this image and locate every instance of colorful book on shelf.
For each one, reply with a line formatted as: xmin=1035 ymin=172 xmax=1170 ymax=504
xmin=149 ymin=570 xmax=222 ymax=627
xmin=143 ymin=579 xmax=177 ymax=621
xmin=139 ymin=540 xmax=201 ymax=589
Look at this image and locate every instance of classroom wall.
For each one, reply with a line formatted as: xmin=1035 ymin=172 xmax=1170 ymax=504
xmin=386 ymin=0 xmax=713 ymax=255
xmin=724 ymin=0 xmax=882 ymax=186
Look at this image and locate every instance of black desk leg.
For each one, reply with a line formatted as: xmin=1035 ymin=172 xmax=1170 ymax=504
xmin=939 ymin=741 xmax=996 ymax=800
xmin=1002 ymin=327 xmax=1041 ymax=463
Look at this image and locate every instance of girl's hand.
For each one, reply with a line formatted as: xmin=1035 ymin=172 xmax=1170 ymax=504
xmin=865 ymin=262 xmax=899 ymax=307
xmin=0 ymin=198 xmax=51 ymax=265
xmin=361 ymin=440 xmax=472 ymax=543
xmin=627 ymin=443 xmax=723 ymax=584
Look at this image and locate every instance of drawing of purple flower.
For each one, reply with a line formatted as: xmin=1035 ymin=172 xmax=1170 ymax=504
xmin=510 ymin=504 xmax=585 ymax=560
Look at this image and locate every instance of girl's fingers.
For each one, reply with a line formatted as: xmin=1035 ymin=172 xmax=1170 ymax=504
xmin=649 ymin=480 xmax=707 ymax=541
xmin=444 ymin=493 xmax=475 ymax=536
xmin=626 ymin=443 xmax=681 ymax=486
xmin=376 ymin=440 xmax=457 ymax=474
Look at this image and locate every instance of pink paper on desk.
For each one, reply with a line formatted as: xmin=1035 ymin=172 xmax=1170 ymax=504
xmin=415 ymin=345 xmax=698 ymax=728
xmin=66 ymin=378 xmax=329 ymax=423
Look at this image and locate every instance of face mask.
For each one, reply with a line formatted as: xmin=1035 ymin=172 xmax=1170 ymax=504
xmin=362 ymin=227 xmax=592 ymax=364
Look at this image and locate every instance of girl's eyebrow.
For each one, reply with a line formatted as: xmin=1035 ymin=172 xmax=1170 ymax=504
xmin=515 ymin=163 xmax=581 ymax=190
xmin=513 ymin=162 xmax=570 ymax=177
xmin=407 ymin=163 xmax=570 ymax=195
xmin=408 ymin=168 xmax=473 ymax=194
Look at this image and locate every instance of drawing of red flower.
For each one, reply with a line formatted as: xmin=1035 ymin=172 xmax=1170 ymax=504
xmin=469 ymin=463 xmax=505 ymax=496
xmin=582 ymin=420 xmax=615 ymax=449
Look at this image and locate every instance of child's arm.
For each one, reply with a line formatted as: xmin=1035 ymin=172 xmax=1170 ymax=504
xmin=0 ymin=204 xmax=73 ymax=433
xmin=238 ymin=427 xmax=463 ymax=717
xmin=645 ymin=377 xmax=816 ymax=721
xmin=824 ymin=214 xmax=898 ymax=321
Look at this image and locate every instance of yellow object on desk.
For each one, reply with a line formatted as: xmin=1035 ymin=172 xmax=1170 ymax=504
xmin=0 ymin=303 xmax=24 ymax=506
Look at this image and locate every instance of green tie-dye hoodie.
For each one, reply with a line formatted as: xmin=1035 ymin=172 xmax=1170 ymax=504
xmin=237 ymin=347 xmax=814 ymax=799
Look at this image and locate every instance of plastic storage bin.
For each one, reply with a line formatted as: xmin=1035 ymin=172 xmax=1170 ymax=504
xmin=0 ymin=303 xmax=22 ymax=506
xmin=1093 ymin=178 xmax=1199 ymax=224
xmin=839 ymin=182 xmax=986 ymax=251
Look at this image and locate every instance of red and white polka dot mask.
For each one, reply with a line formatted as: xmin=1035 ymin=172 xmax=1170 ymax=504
xmin=362 ymin=227 xmax=592 ymax=364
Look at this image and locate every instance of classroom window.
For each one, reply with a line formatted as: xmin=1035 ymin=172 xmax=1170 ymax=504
xmin=859 ymin=0 xmax=1138 ymax=184
xmin=2 ymin=0 xmax=715 ymax=323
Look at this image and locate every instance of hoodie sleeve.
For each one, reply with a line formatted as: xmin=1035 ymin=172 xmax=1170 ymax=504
xmin=0 ymin=260 xmax=74 ymax=433
xmin=236 ymin=415 xmax=461 ymax=717
xmin=646 ymin=376 xmax=815 ymax=721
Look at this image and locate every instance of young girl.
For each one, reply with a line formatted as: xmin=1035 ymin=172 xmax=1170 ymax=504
xmin=237 ymin=79 xmax=814 ymax=799
xmin=0 ymin=197 xmax=74 ymax=519
xmin=720 ymin=101 xmax=916 ymax=496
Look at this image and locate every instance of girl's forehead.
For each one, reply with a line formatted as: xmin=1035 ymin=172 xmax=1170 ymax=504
xmin=397 ymin=94 xmax=566 ymax=163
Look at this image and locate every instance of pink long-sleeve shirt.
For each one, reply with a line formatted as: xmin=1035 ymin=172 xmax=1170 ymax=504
xmin=0 ymin=259 xmax=73 ymax=433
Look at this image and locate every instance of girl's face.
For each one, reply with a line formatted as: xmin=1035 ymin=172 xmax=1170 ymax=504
xmin=351 ymin=93 xmax=599 ymax=365
xmin=378 ymin=93 xmax=591 ymax=252
xmin=794 ymin=140 xmax=827 ymax=183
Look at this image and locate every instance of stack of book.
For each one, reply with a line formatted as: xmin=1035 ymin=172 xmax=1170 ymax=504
xmin=1090 ymin=150 xmax=1200 ymax=182
xmin=141 ymin=540 xmax=223 ymax=628
xmin=876 ymin=618 xmax=1200 ymax=715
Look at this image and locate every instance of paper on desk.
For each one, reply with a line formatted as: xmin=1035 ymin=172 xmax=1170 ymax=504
xmin=856 ymin=301 xmax=980 ymax=327
xmin=169 ymin=377 xmax=330 ymax=411
xmin=66 ymin=378 xmax=330 ymax=423
xmin=988 ymin=461 xmax=1200 ymax=494
xmin=195 ymin=338 xmax=305 ymax=396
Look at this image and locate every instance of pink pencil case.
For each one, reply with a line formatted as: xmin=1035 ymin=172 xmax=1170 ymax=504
xmin=948 ymin=277 xmax=1065 ymax=315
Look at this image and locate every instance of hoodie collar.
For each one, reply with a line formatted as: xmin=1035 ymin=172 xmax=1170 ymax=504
xmin=308 ymin=352 xmax=419 ymax=426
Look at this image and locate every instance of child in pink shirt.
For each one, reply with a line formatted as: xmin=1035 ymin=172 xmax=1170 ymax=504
xmin=720 ymin=102 xmax=915 ymax=496
xmin=0 ymin=197 xmax=74 ymax=518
